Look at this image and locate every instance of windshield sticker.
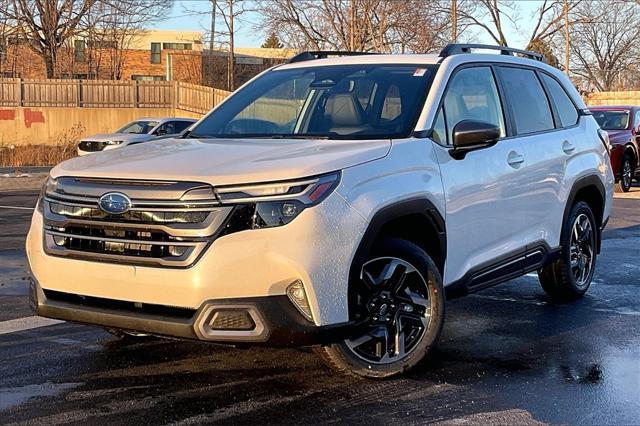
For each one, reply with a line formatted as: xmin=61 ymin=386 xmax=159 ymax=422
xmin=413 ymin=68 xmax=427 ymax=77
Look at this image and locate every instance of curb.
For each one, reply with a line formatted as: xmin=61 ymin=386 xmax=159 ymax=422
xmin=0 ymin=166 xmax=53 ymax=174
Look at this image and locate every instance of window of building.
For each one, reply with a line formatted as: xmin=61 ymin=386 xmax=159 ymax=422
xmin=498 ymin=67 xmax=554 ymax=135
xmin=131 ymin=75 xmax=165 ymax=81
xmin=540 ymin=73 xmax=579 ymax=128
xmin=150 ymin=42 xmax=161 ymax=64
xmin=442 ymin=66 xmax=506 ymax=144
xmin=162 ymin=43 xmax=192 ymax=50
xmin=74 ymin=40 xmax=86 ymax=62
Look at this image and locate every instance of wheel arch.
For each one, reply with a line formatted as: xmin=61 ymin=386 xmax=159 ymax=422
xmin=624 ymin=143 xmax=637 ymax=167
xmin=349 ymin=198 xmax=447 ymax=281
xmin=563 ymin=175 xmax=605 ymax=252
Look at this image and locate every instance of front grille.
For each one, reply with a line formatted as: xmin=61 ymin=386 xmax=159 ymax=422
xmin=49 ymin=202 xmax=209 ymax=224
xmin=79 ymin=140 xmax=106 ymax=152
xmin=43 ymin=177 xmax=232 ymax=268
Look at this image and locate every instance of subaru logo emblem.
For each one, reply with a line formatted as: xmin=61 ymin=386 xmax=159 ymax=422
xmin=98 ymin=192 xmax=132 ymax=215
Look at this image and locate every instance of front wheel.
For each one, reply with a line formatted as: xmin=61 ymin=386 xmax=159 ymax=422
xmin=538 ymin=201 xmax=597 ymax=301
xmin=316 ymin=239 xmax=445 ymax=378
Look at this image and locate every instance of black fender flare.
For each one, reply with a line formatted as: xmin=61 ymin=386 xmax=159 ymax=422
xmin=562 ymin=174 xmax=606 ymax=252
xmin=349 ymin=197 xmax=446 ymax=282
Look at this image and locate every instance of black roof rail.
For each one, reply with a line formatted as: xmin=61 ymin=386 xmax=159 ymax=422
xmin=286 ymin=51 xmax=378 ymax=64
xmin=438 ymin=43 xmax=544 ymax=62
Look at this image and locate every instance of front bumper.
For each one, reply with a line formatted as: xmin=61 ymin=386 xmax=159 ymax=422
xmin=27 ymin=190 xmax=368 ymax=327
xmin=30 ymin=277 xmax=356 ymax=346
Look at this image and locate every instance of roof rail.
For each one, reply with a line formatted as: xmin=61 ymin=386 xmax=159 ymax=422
xmin=286 ymin=51 xmax=378 ymax=64
xmin=439 ymin=43 xmax=544 ymax=62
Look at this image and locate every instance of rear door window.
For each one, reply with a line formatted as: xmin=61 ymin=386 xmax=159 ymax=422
xmin=540 ymin=73 xmax=578 ymax=127
xmin=497 ymin=67 xmax=554 ymax=135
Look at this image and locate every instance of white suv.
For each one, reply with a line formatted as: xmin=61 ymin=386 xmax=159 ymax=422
xmin=27 ymin=44 xmax=614 ymax=378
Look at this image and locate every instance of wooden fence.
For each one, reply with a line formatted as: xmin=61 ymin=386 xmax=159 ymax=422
xmin=0 ymin=78 xmax=231 ymax=112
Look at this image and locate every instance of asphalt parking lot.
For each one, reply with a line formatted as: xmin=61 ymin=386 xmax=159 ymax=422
xmin=1 ymin=187 xmax=640 ymax=424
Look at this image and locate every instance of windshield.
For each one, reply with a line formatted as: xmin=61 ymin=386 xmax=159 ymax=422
xmin=189 ymin=64 xmax=437 ymax=140
xmin=592 ymin=110 xmax=630 ymax=130
xmin=117 ymin=120 xmax=160 ymax=134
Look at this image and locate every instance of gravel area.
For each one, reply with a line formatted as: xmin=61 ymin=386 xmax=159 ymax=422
xmin=0 ymin=173 xmax=49 ymax=191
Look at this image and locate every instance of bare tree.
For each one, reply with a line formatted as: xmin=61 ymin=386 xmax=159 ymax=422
xmin=84 ymin=0 xmax=172 ymax=79
xmin=1 ymin=0 xmax=172 ymax=79
xmin=254 ymin=0 xmax=454 ymax=53
xmin=2 ymin=0 xmax=96 ymax=78
xmin=0 ymin=0 xmax=17 ymax=76
xmin=570 ymin=0 xmax=640 ymax=91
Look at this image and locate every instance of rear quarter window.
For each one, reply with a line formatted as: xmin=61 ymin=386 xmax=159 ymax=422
xmin=540 ymin=73 xmax=579 ymax=127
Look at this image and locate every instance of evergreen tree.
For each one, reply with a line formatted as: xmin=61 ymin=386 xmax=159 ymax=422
xmin=261 ymin=32 xmax=283 ymax=49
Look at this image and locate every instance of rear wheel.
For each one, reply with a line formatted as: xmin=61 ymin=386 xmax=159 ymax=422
xmin=538 ymin=201 xmax=597 ymax=301
xmin=317 ymin=238 xmax=445 ymax=378
xmin=615 ymin=153 xmax=634 ymax=192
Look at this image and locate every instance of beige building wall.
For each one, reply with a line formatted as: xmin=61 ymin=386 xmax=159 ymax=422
xmin=0 ymin=107 xmax=203 ymax=146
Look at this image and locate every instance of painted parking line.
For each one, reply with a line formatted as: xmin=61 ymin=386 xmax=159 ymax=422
xmin=0 ymin=205 xmax=34 ymax=210
xmin=0 ymin=316 xmax=64 ymax=335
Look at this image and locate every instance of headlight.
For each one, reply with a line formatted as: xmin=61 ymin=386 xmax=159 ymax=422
xmin=37 ymin=176 xmax=57 ymax=213
xmin=220 ymin=172 xmax=340 ymax=233
xmin=105 ymin=140 xmax=124 ymax=145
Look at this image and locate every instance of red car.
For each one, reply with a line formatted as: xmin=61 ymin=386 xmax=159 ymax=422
xmin=590 ymin=106 xmax=640 ymax=192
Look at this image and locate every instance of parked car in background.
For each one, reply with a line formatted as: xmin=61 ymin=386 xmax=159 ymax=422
xmin=77 ymin=118 xmax=197 ymax=156
xmin=590 ymin=106 xmax=640 ymax=192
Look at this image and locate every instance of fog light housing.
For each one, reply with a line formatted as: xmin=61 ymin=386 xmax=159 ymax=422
xmin=168 ymin=245 xmax=188 ymax=257
xmin=287 ymin=280 xmax=313 ymax=322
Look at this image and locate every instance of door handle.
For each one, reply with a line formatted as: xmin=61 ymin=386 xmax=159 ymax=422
xmin=562 ymin=140 xmax=575 ymax=154
xmin=507 ymin=151 xmax=525 ymax=168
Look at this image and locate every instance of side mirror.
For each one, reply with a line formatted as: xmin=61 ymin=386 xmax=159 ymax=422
xmin=450 ymin=120 xmax=500 ymax=159
xmin=155 ymin=129 xmax=167 ymax=136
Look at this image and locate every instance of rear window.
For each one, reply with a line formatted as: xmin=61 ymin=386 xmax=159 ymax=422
xmin=592 ymin=110 xmax=630 ymax=130
xmin=498 ymin=67 xmax=554 ymax=135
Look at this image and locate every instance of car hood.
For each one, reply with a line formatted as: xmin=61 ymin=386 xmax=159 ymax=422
xmin=604 ymin=130 xmax=632 ymax=145
xmin=80 ymin=133 xmax=153 ymax=143
xmin=53 ymin=137 xmax=391 ymax=185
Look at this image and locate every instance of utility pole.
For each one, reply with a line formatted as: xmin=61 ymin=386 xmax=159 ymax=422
xmin=209 ymin=0 xmax=216 ymax=87
xmin=451 ymin=0 xmax=457 ymax=43
xmin=228 ymin=0 xmax=234 ymax=91
xmin=564 ymin=0 xmax=570 ymax=76
xmin=349 ymin=0 xmax=355 ymax=50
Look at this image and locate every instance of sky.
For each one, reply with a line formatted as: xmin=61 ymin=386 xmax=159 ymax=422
xmin=155 ymin=0 xmax=544 ymax=50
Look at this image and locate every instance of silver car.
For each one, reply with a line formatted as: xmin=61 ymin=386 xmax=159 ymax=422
xmin=77 ymin=117 xmax=197 ymax=156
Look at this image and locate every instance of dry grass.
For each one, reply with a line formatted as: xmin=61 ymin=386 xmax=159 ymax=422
xmin=0 ymin=124 xmax=84 ymax=167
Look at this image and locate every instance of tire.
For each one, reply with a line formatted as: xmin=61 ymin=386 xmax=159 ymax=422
xmin=615 ymin=153 xmax=634 ymax=193
xmin=538 ymin=201 xmax=598 ymax=302
xmin=316 ymin=238 xmax=445 ymax=378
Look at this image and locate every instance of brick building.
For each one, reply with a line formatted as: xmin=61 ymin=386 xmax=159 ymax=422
xmin=0 ymin=30 xmax=293 ymax=89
